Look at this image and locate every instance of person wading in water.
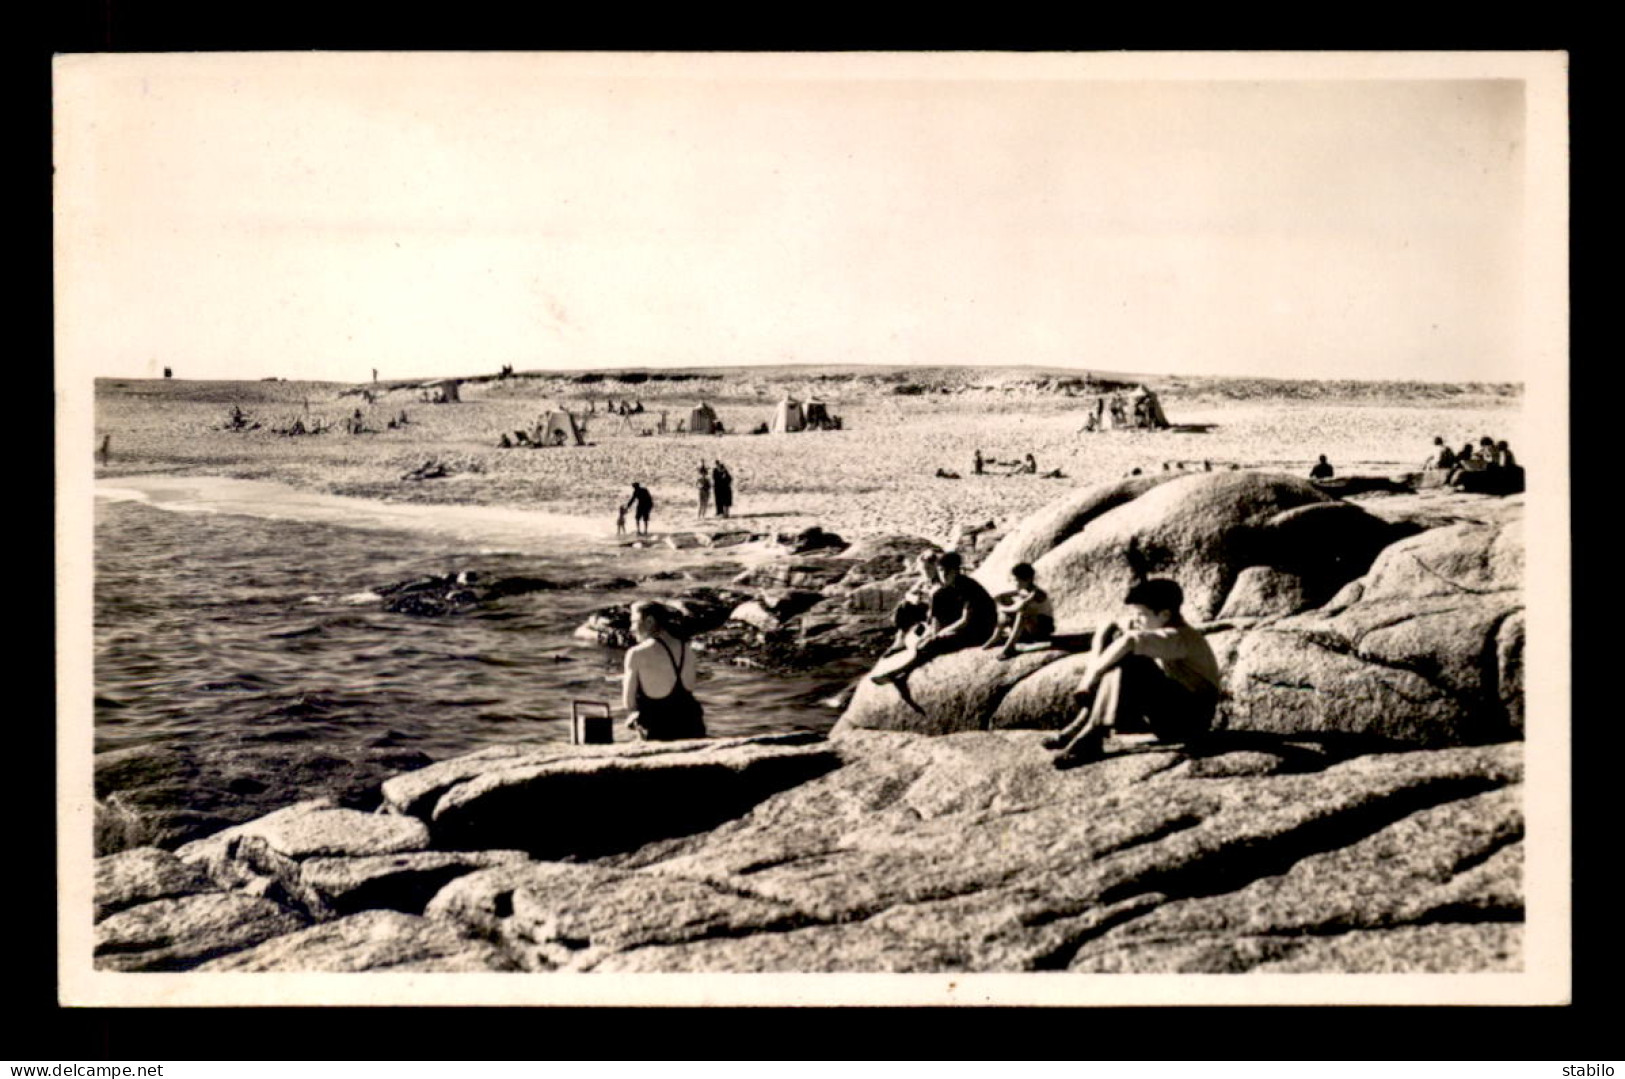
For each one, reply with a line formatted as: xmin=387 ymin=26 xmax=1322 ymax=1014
xmin=623 ymin=482 xmax=654 ymax=536
xmin=622 ymin=601 xmax=706 ymax=741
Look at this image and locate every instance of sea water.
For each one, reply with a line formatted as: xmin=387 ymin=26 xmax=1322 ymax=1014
xmin=89 ymin=479 xmax=842 ymax=850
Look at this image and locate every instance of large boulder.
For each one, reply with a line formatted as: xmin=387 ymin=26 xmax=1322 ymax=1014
xmin=386 ymin=735 xmax=841 ymax=858
xmin=176 ymin=800 xmax=431 ymax=865
xmin=297 ymin=849 xmax=532 ymax=915
xmin=94 ymin=846 xmax=218 ymax=920
xmin=972 ymin=474 xmax=1177 ymax=588
xmin=1221 ymin=516 xmax=1524 ymax=746
xmin=95 ymin=893 xmax=306 ymax=971
xmin=1016 ymin=472 xmax=1342 ymax=626
xmin=841 ymin=648 xmax=1066 ymax=736
xmin=424 ymin=861 xmax=803 ymax=972
xmin=841 ymin=474 xmax=1516 ymax=748
xmin=197 ymin=910 xmax=521 ymax=972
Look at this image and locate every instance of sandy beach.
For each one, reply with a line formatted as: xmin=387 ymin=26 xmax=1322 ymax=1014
xmin=94 ymin=369 xmax=1523 ymax=545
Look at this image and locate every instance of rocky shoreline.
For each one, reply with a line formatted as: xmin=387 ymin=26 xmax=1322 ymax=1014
xmin=93 ymin=472 xmax=1526 ymax=974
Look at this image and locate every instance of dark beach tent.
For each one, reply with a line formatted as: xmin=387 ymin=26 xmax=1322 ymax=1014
xmin=770 ymin=396 xmax=805 ymax=434
xmin=1131 ymin=385 xmax=1171 ymax=428
xmin=802 ymin=399 xmax=831 ymax=428
xmin=533 ymin=408 xmax=585 ymax=447
xmin=688 ymin=401 xmax=720 ymax=435
xmin=433 ymin=379 xmax=462 ymax=403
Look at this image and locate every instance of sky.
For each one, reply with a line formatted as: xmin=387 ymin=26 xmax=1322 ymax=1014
xmin=54 ymin=53 xmax=1555 ymax=384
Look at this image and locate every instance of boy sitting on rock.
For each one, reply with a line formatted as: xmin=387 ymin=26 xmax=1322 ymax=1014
xmin=1045 ymin=578 xmax=1221 ymax=767
xmin=984 ymin=562 xmax=1055 ymax=659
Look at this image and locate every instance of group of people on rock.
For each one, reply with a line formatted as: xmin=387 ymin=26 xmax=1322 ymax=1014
xmin=1425 ymin=435 xmax=1518 ymax=485
xmin=878 ymin=549 xmax=1057 ymax=678
xmin=873 ymin=547 xmax=1220 ymax=767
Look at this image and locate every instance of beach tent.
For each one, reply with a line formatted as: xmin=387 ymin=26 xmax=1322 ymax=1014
xmin=1130 ymin=386 xmax=1171 ymax=429
xmin=533 ymin=408 xmax=585 ymax=447
xmin=432 ymin=379 xmax=461 ymax=403
xmin=802 ymin=399 xmax=831 ymax=429
xmin=688 ymin=402 xmax=720 ymax=435
xmin=770 ymin=396 xmax=805 ymax=434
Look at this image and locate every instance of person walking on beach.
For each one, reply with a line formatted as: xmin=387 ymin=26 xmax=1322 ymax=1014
xmin=98 ymin=434 xmax=111 ymax=464
xmin=711 ymin=460 xmax=734 ymax=519
xmin=697 ymin=463 xmax=712 ymax=519
xmin=623 ymin=482 xmax=654 ymax=536
xmin=973 ymin=449 xmax=984 ymax=476
xmin=1045 ymin=579 xmax=1220 ymax=767
xmin=623 ymin=601 xmax=706 ymax=741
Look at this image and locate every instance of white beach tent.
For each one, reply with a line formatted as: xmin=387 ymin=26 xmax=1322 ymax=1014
xmin=770 ymin=396 xmax=805 ymax=434
xmin=533 ymin=406 xmax=585 ymax=447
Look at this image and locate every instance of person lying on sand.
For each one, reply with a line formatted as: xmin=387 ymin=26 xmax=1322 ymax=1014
xmin=1045 ymin=578 xmax=1220 ymax=767
xmin=983 ymin=562 xmax=1055 ymax=659
xmin=872 ymin=551 xmax=996 ymax=688
xmin=935 ymin=468 xmax=961 ymax=479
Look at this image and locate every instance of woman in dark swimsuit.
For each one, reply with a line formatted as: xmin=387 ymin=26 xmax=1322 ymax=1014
xmin=622 ymin=601 xmax=706 ymax=741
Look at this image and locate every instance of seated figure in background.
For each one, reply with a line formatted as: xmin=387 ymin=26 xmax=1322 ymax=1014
xmin=984 ymin=562 xmax=1055 ymax=659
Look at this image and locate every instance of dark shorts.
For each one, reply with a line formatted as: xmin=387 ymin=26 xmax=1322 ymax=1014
xmin=1106 ymin=655 xmax=1218 ymax=741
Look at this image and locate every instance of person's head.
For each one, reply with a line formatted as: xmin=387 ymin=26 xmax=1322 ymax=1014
xmin=1480 ymin=436 xmax=1494 ymax=447
xmin=1434 ymin=436 xmax=1445 ymax=446
xmin=938 ymin=551 xmax=964 ymax=579
xmin=1497 ymin=440 xmax=1510 ymax=451
xmin=1318 ymin=454 xmax=1328 ymax=464
xmin=629 ymin=601 xmax=674 ymax=641
xmin=1123 ymin=578 xmax=1184 ymax=630
xmin=1011 ymin=562 xmax=1037 ymax=586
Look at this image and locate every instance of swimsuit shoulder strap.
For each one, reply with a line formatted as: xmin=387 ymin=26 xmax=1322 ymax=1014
xmin=655 ymin=636 xmax=683 ymax=676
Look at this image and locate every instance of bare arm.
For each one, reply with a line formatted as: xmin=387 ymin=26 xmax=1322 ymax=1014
xmin=622 ymin=649 xmax=641 ymax=712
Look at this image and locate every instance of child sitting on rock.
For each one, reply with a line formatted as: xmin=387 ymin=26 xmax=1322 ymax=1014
xmin=984 ymin=562 xmax=1055 ymax=659
xmin=1045 ymin=578 xmax=1221 ymax=767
